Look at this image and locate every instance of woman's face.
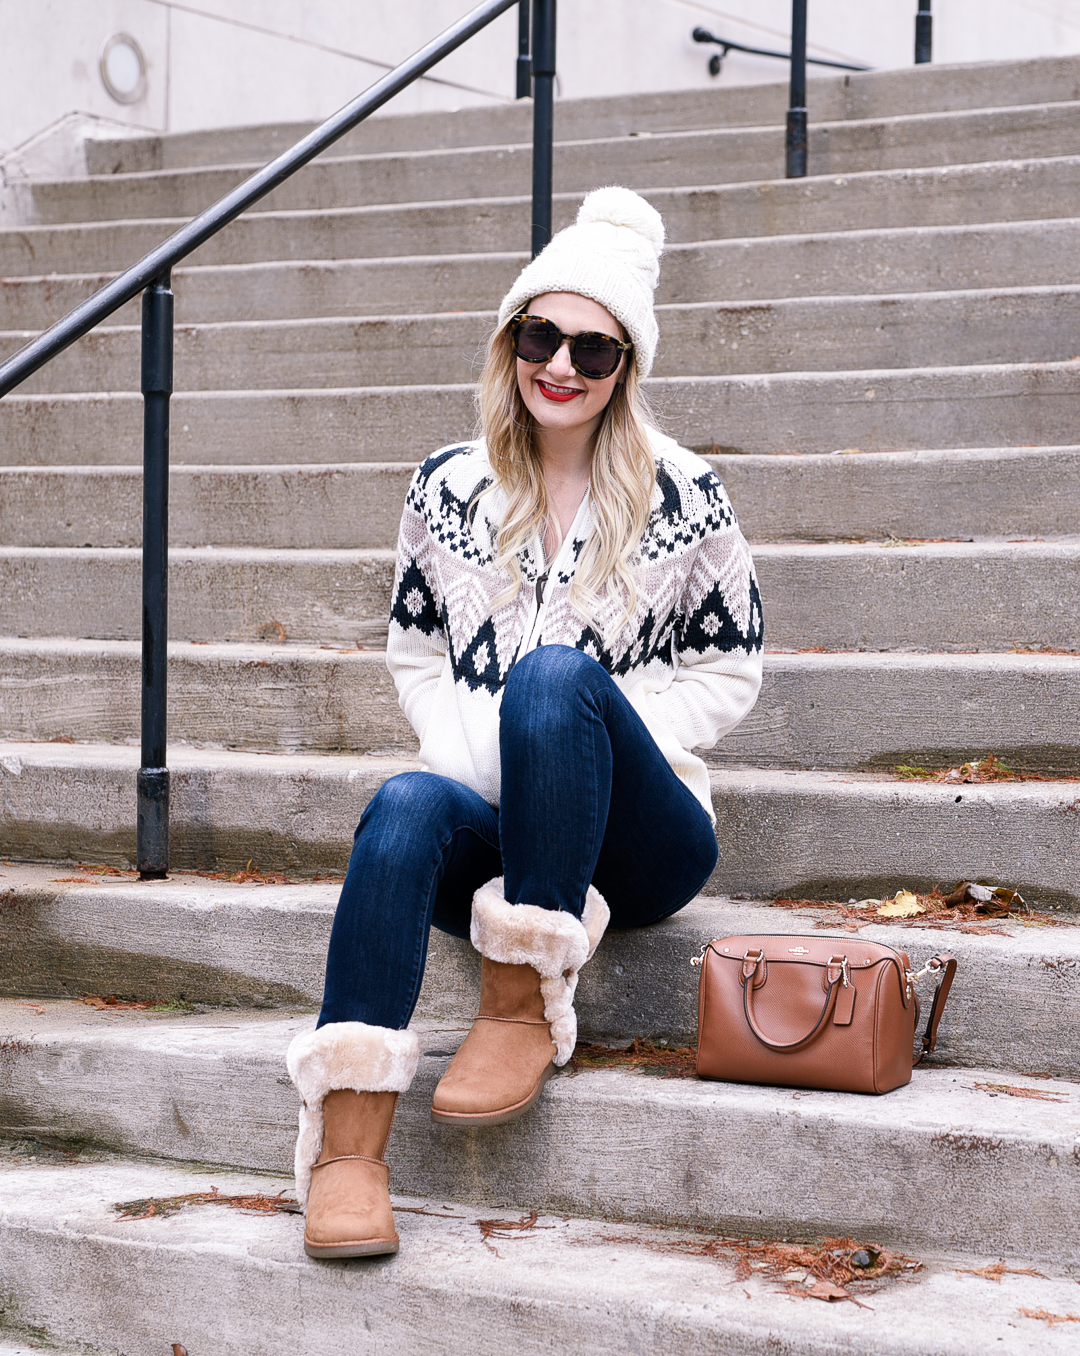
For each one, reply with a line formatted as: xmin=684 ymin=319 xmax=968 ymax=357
xmin=514 ymin=292 xmax=627 ymax=443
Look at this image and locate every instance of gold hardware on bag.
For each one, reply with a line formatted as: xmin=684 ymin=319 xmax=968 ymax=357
xmin=689 ymin=941 xmax=709 ymax=968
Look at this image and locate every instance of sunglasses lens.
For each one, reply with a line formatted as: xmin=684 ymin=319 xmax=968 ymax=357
xmin=573 ymin=332 xmax=622 ymax=379
xmin=513 ymin=317 xmax=560 ymax=363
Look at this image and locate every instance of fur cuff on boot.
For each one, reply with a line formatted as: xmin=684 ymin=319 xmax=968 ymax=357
xmin=286 ymin=1021 xmax=419 ymax=1209
xmin=471 ymin=879 xmax=610 ymax=1067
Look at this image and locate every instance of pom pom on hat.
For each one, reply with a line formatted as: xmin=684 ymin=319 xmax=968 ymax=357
xmin=576 ymin=185 xmax=665 ymax=252
xmin=497 ymin=185 xmax=665 ymax=377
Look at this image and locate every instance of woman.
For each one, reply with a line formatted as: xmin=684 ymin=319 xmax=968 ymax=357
xmin=286 ymin=187 xmax=764 ymax=1259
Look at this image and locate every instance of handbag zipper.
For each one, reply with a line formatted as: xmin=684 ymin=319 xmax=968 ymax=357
xmin=690 ymin=931 xmax=928 ymax=1000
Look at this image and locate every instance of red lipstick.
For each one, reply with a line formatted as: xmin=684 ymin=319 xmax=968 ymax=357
xmin=536 ymin=379 xmax=584 ymax=403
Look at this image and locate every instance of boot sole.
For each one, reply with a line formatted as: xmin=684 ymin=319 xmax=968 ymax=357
xmin=304 ymin=1235 xmax=399 ymax=1259
xmin=430 ymin=1061 xmax=556 ymax=1126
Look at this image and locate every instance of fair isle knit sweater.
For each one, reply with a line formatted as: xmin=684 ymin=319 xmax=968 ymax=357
xmin=386 ymin=431 xmax=764 ymax=821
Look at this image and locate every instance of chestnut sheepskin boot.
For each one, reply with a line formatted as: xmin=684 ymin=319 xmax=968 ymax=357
xmin=431 ymin=878 xmax=609 ymax=1126
xmin=286 ymin=1021 xmax=419 ymax=1259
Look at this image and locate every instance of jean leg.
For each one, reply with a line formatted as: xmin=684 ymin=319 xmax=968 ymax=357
xmin=591 ymin=703 xmax=719 ymax=931
xmin=499 ymin=646 xmax=612 ymax=917
xmin=499 ymin=644 xmax=717 ymax=928
xmin=318 ymin=771 xmax=500 ymax=1029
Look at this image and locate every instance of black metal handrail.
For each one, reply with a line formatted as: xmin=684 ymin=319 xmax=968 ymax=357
xmin=697 ymin=0 xmax=931 ymax=180
xmin=0 ymin=0 xmax=524 ymax=398
xmin=691 ymin=27 xmax=870 ymax=78
xmin=517 ymin=0 xmax=533 ymax=98
xmin=0 ymin=0 xmax=542 ymax=877
xmin=915 ymin=1 xmax=933 ymax=64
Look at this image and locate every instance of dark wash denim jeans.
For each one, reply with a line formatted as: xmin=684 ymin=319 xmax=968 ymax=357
xmin=318 ymin=645 xmax=718 ymax=1030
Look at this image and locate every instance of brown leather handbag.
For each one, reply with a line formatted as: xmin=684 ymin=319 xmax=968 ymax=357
xmin=693 ymin=934 xmax=957 ymax=1095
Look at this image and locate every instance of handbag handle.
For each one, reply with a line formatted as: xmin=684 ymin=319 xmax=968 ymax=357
xmin=915 ymin=952 xmax=957 ymax=1061
xmin=740 ymin=951 xmax=848 ymax=1052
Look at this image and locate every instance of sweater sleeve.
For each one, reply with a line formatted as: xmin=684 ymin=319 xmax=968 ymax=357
xmin=385 ymin=477 xmax=446 ymax=744
xmin=644 ymin=511 xmax=764 ymax=754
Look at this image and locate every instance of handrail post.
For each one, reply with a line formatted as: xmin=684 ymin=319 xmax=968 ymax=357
xmin=516 ymin=0 xmax=532 ymax=98
xmin=915 ymin=1 xmax=932 ymax=64
xmin=137 ymin=270 xmax=173 ymax=879
xmin=786 ymin=0 xmax=808 ymax=178
xmin=530 ymin=0 xmax=556 ymax=256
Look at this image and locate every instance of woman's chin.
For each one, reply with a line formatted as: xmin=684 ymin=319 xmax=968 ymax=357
xmin=524 ymin=395 xmax=601 ymax=436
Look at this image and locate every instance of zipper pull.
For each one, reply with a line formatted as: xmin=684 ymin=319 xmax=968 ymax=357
xmin=535 ymin=570 xmax=550 ymax=606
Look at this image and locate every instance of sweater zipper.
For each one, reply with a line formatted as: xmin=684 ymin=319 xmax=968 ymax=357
xmin=511 ymin=496 xmax=590 ymax=670
xmin=514 ymin=569 xmax=549 ymax=665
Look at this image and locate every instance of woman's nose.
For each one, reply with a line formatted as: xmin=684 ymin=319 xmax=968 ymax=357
xmin=546 ymin=339 xmax=576 ymax=379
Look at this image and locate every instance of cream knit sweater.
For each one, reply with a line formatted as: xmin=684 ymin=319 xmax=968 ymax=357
xmin=386 ymin=431 xmax=763 ymax=821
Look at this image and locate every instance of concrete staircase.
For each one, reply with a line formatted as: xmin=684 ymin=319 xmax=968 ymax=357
xmin=1 ymin=54 xmax=1079 ymax=1353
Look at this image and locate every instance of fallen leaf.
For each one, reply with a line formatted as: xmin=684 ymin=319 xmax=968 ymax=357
xmin=943 ymin=882 xmax=974 ymax=907
xmin=877 ymin=890 xmax=925 ymax=918
xmin=807 ymin=1280 xmax=857 ymax=1302
xmin=172 ymin=1346 xmax=188 ymax=1356
xmin=977 ymin=886 xmax=1026 ymax=916
xmin=944 ymin=881 xmax=1025 ymax=915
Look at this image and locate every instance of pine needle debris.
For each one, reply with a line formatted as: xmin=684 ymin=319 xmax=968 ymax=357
xmin=115 ymin=1186 xmax=299 ymax=1220
xmin=570 ymin=1038 xmax=697 ymax=1078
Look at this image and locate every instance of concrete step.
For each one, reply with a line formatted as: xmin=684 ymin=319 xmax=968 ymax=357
xmin=8 ymin=216 xmax=1080 ymax=332
xmin=83 ymin=55 xmax=1080 ymax=173
xmin=84 ymin=84 xmax=795 ymax=174
xmin=7 ymin=285 xmax=1080 ymax=396
xmin=1 ymin=744 xmax=1078 ymax=905
xmin=1 ymin=1161 xmax=1077 ymax=1356
xmin=1 ymin=1004 xmax=1078 ymax=1263
xmin=3 ymin=641 xmax=1079 ymax=778
xmin=3 ymin=448 xmax=1076 ymax=550
xmin=2 ymin=538 xmax=1076 ymax=651
xmin=0 ymin=1345 xmax=86 ymax=1355
xmin=3 ymin=362 xmax=1079 ymax=466
xmin=0 ymin=462 xmax=413 ymax=550
xmin=2 ymin=861 xmax=1078 ymax=1068
xmin=7 ymin=154 xmax=1080 ymax=282
xmin=26 ymin=104 xmax=1080 ymax=228
xmin=715 ymin=446 xmax=1080 ymax=543
xmin=651 ymin=360 xmax=1080 ymax=455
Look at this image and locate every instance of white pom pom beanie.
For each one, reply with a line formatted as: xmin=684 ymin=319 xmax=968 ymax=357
xmin=496 ymin=185 xmax=665 ymax=378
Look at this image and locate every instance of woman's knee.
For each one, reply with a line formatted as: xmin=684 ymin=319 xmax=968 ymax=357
xmin=503 ymin=644 xmax=606 ymax=721
xmin=358 ymin=771 xmax=474 ymax=845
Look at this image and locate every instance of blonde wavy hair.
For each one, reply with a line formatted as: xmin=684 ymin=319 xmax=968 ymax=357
xmin=476 ymin=315 xmax=657 ymax=635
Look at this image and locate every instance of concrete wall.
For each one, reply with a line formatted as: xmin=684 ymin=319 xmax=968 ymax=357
xmin=3 ymin=0 xmax=1080 ymax=154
